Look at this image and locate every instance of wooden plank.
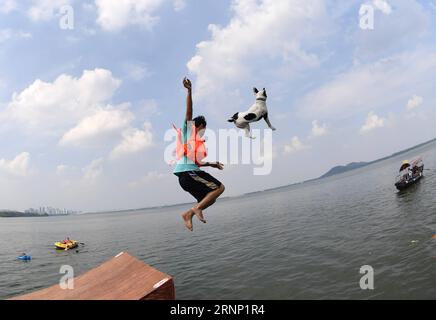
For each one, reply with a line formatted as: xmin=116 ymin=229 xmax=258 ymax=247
xmin=11 ymin=252 xmax=175 ymax=300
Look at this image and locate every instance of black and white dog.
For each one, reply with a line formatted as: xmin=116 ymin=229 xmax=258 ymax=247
xmin=228 ymin=87 xmax=276 ymax=139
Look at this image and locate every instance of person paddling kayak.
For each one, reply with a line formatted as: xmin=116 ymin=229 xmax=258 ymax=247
xmin=173 ymin=78 xmax=225 ymax=231
xmin=62 ymin=237 xmax=72 ymax=244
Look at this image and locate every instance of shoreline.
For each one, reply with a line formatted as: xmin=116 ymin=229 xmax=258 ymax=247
xmin=4 ymin=137 xmax=436 ymax=218
xmin=0 ymin=212 xmax=70 ymax=218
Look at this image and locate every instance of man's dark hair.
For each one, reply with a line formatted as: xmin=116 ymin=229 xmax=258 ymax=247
xmin=193 ymin=115 xmax=207 ymax=128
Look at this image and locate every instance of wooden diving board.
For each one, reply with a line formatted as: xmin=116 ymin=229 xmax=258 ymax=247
xmin=11 ymin=252 xmax=175 ymax=300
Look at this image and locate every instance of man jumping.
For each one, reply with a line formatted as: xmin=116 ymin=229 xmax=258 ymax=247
xmin=173 ymin=78 xmax=225 ymax=231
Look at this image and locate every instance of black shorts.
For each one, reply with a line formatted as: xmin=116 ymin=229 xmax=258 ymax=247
xmin=175 ymin=170 xmax=222 ymax=203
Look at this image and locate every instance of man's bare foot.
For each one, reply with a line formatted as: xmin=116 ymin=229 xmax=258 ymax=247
xmin=192 ymin=207 xmax=206 ymax=223
xmin=181 ymin=210 xmax=194 ymax=231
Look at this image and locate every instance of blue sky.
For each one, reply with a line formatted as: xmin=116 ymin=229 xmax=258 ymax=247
xmin=1 ymin=0 xmax=436 ymax=212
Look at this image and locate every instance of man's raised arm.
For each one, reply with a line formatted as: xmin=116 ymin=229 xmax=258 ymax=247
xmin=183 ymin=77 xmax=193 ymax=122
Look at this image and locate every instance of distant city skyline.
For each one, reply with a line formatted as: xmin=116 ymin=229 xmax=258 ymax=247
xmin=24 ymin=206 xmax=79 ymax=215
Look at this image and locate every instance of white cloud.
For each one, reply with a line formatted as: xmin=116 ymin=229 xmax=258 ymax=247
xmin=139 ymin=99 xmax=161 ymax=116
xmin=4 ymin=69 xmax=121 ymax=134
xmin=0 ymin=152 xmax=30 ymax=177
xmin=95 ymin=0 xmax=164 ymax=31
xmin=129 ymin=171 xmax=168 ymax=188
xmin=311 ymin=120 xmax=328 ymax=137
xmin=173 ymin=0 xmax=186 ymax=11
xmin=27 ymin=0 xmax=72 ymax=21
xmin=82 ymin=158 xmax=104 ymax=182
xmin=299 ymin=49 xmax=436 ymax=120
xmin=82 ymin=3 xmax=95 ymax=12
xmin=110 ymin=122 xmax=153 ymax=159
xmin=60 ymin=107 xmax=134 ymax=146
xmin=0 ymin=29 xmax=13 ymax=43
xmin=406 ymin=95 xmax=423 ymax=111
xmin=56 ymin=164 xmax=68 ymax=175
xmin=373 ymin=0 xmax=392 ymax=15
xmin=360 ymin=111 xmax=385 ymax=133
xmin=284 ymin=136 xmax=308 ymax=154
xmin=123 ymin=62 xmax=152 ymax=81
xmin=187 ymin=0 xmax=330 ymax=102
xmin=0 ymin=0 xmax=17 ymax=13
xmin=2 ymin=67 xmax=155 ymax=167
xmin=355 ymin=0 xmax=428 ymax=60
xmin=0 ymin=29 xmax=32 ymax=43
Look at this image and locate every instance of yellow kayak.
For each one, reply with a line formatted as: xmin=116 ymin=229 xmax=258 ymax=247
xmin=55 ymin=241 xmax=78 ymax=250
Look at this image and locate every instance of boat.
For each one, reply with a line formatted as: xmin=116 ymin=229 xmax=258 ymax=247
xmin=17 ymin=255 xmax=32 ymax=261
xmin=395 ymin=158 xmax=424 ymax=191
xmin=55 ymin=240 xmax=79 ymax=250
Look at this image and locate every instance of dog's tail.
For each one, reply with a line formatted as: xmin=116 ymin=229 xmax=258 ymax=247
xmin=228 ymin=113 xmax=238 ymax=123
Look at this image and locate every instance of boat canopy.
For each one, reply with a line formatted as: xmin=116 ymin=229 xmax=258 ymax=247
xmin=410 ymin=157 xmax=423 ymax=167
xmin=399 ymin=158 xmax=423 ymax=172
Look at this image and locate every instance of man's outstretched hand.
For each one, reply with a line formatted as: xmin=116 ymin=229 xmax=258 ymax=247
xmin=211 ymin=162 xmax=224 ymax=170
xmin=183 ymin=77 xmax=192 ymax=90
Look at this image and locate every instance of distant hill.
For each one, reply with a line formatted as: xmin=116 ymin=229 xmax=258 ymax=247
xmin=319 ymin=137 xmax=436 ymax=180
xmin=320 ymin=162 xmax=369 ymax=179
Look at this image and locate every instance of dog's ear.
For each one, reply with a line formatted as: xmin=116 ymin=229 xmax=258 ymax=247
xmin=253 ymin=87 xmax=259 ymax=94
xmin=263 ymin=88 xmax=267 ymax=98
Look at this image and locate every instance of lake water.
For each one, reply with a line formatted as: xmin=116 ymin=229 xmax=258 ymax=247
xmin=1 ymin=141 xmax=436 ymax=300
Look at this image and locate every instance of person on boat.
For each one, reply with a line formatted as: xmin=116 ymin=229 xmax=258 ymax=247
xmin=399 ymin=160 xmax=411 ymax=173
xmin=398 ymin=161 xmax=415 ymax=183
xmin=173 ymin=77 xmax=225 ymax=232
xmin=62 ymin=237 xmax=71 ymax=244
